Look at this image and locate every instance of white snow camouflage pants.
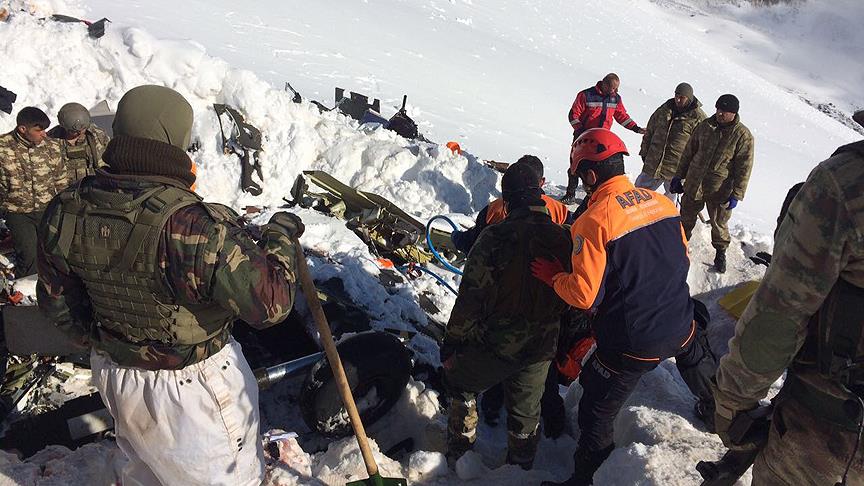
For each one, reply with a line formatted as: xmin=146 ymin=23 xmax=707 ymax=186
xmin=91 ymin=338 xmax=265 ymax=486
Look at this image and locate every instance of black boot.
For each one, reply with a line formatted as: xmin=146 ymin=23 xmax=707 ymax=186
xmin=695 ymin=399 xmax=716 ymax=433
xmin=541 ymin=444 xmax=614 ymax=486
xmin=560 ymin=172 xmax=580 ymax=205
xmin=713 ymin=249 xmax=726 ymax=274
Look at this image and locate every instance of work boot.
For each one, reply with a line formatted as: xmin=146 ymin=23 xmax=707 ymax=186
xmin=542 ymin=444 xmax=615 ymax=486
xmin=695 ymin=399 xmax=716 ymax=433
xmin=560 ymin=172 xmax=580 ymax=205
xmin=506 ymin=427 xmax=540 ymax=470
xmin=446 ymin=397 xmax=478 ymax=468
xmin=713 ymin=249 xmax=726 ymax=274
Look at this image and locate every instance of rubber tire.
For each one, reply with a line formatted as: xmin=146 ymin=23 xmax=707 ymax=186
xmin=299 ymin=331 xmax=412 ymax=437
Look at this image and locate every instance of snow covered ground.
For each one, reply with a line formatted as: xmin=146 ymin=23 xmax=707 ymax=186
xmin=0 ymin=0 xmax=858 ymax=484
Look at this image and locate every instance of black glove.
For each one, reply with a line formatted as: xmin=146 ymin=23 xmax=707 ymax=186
xmin=714 ymin=405 xmax=770 ymax=452
xmin=263 ymin=212 xmax=304 ymax=239
xmin=669 ymin=177 xmax=685 ymax=194
xmin=439 ymin=341 xmax=457 ymax=366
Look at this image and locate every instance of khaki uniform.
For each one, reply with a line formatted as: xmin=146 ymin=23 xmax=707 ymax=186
xmin=639 ymin=97 xmax=707 ymax=181
xmin=48 ymin=124 xmax=110 ymax=181
xmin=715 ymin=141 xmax=864 ymax=485
xmin=675 ymin=114 xmax=754 ymax=249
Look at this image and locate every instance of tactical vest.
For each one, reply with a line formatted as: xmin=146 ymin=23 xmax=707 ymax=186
xmin=63 ymin=133 xmax=99 ymax=180
xmin=56 ymin=182 xmax=235 ymax=347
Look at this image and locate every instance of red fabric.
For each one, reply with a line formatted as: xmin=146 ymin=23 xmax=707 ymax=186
xmin=557 ymin=336 xmax=596 ymax=382
xmin=568 ymin=83 xmax=638 ymax=135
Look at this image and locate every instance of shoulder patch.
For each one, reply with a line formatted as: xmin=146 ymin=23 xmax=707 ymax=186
xmin=573 ymin=234 xmax=584 ymax=256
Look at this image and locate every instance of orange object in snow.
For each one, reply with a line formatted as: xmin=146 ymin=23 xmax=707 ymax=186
xmin=190 ymin=161 xmax=198 ymax=191
xmin=557 ymin=336 xmax=596 ymax=382
xmin=446 ymin=141 xmax=462 ymax=155
xmin=375 ymin=258 xmax=395 ymax=269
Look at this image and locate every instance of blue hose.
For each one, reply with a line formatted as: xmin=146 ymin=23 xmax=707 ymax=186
xmin=425 ymin=215 xmax=464 ymax=276
xmin=397 ymin=264 xmax=458 ymax=295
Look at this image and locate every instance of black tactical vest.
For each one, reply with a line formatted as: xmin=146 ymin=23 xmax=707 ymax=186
xmin=55 ymin=181 xmax=235 ymax=346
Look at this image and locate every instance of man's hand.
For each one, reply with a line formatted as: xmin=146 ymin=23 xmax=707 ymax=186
xmin=530 ymin=257 xmax=565 ymax=287
xmin=724 ymin=197 xmax=738 ymax=210
xmin=669 ymin=177 xmax=685 ymax=194
xmin=263 ymin=212 xmax=305 ymax=239
xmin=634 ymin=126 xmax=647 ymax=135
xmin=714 ymin=405 xmax=770 ymax=452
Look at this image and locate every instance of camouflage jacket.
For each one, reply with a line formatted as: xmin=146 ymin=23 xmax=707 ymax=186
xmin=48 ymin=124 xmax=110 ymax=181
xmin=37 ymin=173 xmax=299 ymax=369
xmin=0 ymin=130 xmax=69 ymax=214
xmin=715 ymin=141 xmax=864 ymax=419
xmin=675 ymin=114 xmax=754 ymax=202
xmin=639 ymin=98 xmax=706 ymax=181
xmin=444 ymin=206 xmax=572 ymax=364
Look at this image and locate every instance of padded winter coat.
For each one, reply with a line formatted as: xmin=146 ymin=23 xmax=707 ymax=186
xmin=675 ymin=114 xmax=754 ymax=203
xmin=639 ymin=98 xmax=707 ymax=181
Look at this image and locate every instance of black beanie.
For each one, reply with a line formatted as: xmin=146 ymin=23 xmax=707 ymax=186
xmin=715 ymin=94 xmax=740 ymax=114
xmin=502 ymin=163 xmax=542 ymax=207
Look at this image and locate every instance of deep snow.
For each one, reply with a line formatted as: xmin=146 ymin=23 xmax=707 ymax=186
xmin=0 ymin=0 xmax=855 ymax=484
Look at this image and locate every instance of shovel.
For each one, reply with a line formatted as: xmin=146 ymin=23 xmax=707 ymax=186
xmin=292 ymin=237 xmax=407 ymax=486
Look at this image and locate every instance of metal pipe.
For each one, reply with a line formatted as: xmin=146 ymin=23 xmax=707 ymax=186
xmin=254 ymin=351 xmax=324 ymax=389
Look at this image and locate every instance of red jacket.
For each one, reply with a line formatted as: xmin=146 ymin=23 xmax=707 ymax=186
xmin=568 ymin=83 xmax=640 ymax=136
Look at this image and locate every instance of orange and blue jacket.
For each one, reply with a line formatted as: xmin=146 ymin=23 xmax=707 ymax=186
xmin=550 ymin=175 xmax=694 ymax=361
xmin=452 ymin=194 xmax=570 ymax=253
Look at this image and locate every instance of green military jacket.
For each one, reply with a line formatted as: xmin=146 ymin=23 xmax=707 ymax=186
xmin=444 ymin=205 xmax=572 ymax=364
xmin=639 ymin=98 xmax=706 ymax=181
xmin=675 ymin=114 xmax=754 ymax=203
xmin=48 ymin=124 xmax=110 ymax=181
xmin=37 ymin=173 xmax=300 ymax=369
xmin=0 ymin=131 xmax=69 ymax=214
xmin=715 ymin=141 xmax=864 ymax=420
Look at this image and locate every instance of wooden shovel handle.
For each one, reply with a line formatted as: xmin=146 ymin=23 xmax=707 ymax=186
xmin=292 ymin=237 xmax=379 ymax=477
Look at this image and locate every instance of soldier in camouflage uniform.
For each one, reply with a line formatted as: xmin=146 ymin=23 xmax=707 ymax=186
xmin=37 ymin=85 xmax=302 ymax=486
xmin=0 ymin=106 xmax=68 ymax=276
xmin=635 ymin=82 xmax=707 ymax=201
xmin=442 ymin=163 xmax=572 ymax=469
xmin=714 ymin=117 xmax=864 ymax=485
xmin=669 ymin=94 xmax=754 ymax=273
xmin=48 ymin=102 xmax=110 ymax=181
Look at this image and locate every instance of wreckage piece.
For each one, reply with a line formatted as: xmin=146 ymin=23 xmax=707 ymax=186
xmin=213 ymin=103 xmax=264 ymax=196
xmin=3 ymin=306 xmax=84 ymax=357
xmin=290 ymin=170 xmax=460 ymax=264
xmin=335 ymin=87 xmax=381 ymax=122
xmin=386 ymin=95 xmax=419 ymax=140
xmin=284 ymin=82 xmax=332 ymax=113
xmin=50 ymin=14 xmax=111 ymax=39
xmin=483 ymin=159 xmax=510 ymax=174
xmin=0 ymin=85 xmax=16 ymax=115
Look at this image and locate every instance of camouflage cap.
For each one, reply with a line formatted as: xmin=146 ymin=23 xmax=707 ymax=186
xmin=113 ymin=85 xmax=193 ymax=150
xmin=58 ymin=102 xmax=91 ymax=132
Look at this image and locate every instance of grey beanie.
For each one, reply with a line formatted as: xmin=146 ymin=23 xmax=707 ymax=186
xmin=112 ymin=85 xmax=193 ymax=150
xmin=675 ymin=83 xmax=694 ymax=100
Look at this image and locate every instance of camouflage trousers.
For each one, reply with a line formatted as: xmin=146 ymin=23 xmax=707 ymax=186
xmin=752 ymin=398 xmax=863 ymax=485
xmin=679 ymin=195 xmax=732 ymax=250
xmin=444 ymin=344 xmax=549 ymax=468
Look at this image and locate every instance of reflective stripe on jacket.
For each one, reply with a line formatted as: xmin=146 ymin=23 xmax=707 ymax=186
xmin=551 ymin=175 xmax=693 ymax=358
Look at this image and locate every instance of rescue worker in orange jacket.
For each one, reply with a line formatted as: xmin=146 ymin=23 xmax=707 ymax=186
xmin=532 ymin=129 xmax=716 ymax=485
xmin=451 ymin=155 xmax=571 ymax=254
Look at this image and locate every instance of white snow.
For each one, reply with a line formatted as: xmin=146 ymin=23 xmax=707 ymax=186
xmin=0 ymin=0 xmax=858 ymax=484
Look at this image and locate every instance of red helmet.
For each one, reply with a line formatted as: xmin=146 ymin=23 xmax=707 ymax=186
xmin=570 ymin=128 xmax=629 ymax=172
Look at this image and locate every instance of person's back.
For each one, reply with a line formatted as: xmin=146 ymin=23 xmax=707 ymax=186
xmin=561 ymin=175 xmax=692 ymax=358
xmin=715 ymin=136 xmax=864 ymax=485
xmin=37 ymin=85 xmax=303 ymax=486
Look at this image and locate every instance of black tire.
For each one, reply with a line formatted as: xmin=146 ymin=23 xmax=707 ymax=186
xmin=299 ymin=331 xmax=412 ymax=437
